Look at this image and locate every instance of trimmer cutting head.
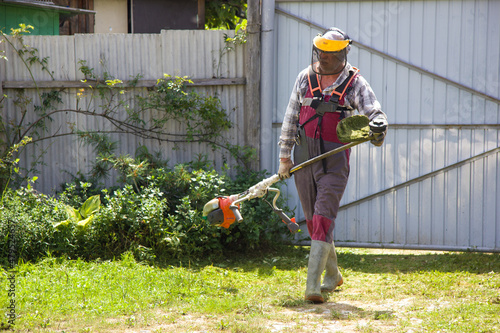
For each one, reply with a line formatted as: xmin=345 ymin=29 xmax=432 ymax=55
xmin=336 ymin=114 xmax=371 ymax=143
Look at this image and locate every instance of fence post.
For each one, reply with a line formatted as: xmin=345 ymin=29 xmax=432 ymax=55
xmin=244 ymin=0 xmax=262 ymax=170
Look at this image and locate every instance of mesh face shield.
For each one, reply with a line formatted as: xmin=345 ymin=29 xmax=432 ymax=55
xmin=311 ymin=46 xmax=348 ymax=75
xmin=311 ymin=31 xmax=351 ymax=75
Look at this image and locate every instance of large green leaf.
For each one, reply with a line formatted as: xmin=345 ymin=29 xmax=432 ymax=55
xmin=53 ymin=219 xmax=72 ymax=228
xmin=65 ymin=205 xmax=82 ymax=221
xmin=79 ymin=195 xmax=101 ymax=218
xmin=77 ymin=215 xmax=94 ymax=228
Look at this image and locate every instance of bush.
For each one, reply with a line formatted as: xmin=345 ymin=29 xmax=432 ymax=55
xmin=220 ymin=168 xmax=293 ymax=252
xmin=0 ymin=162 xmax=294 ymax=265
xmin=80 ymin=183 xmax=169 ymax=260
xmin=0 ymin=186 xmax=68 ymax=265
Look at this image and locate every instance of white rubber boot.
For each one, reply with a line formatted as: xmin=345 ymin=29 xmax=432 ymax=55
xmin=305 ymin=240 xmax=330 ymax=303
xmin=321 ymin=241 xmax=343 ymax=293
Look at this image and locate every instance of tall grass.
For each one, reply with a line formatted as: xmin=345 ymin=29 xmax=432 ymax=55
xmin=1 ymin=247 xmax=499 ymax=332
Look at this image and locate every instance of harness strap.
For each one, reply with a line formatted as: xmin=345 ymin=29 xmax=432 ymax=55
xmin=307 ymin=69 xmax=323 ymax=96
xmin=302 ymin=66 xmax=360 ymax=173
xmin=302 ymin=98 xmax=349 ymax=110
xmin=307 ymin=67 xmax=324 ymax=110
xmin=330 ymin=67 xmax=359 ymax=100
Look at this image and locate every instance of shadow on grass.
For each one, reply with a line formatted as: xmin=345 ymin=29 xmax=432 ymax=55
xmin=276 ymin=293 xmax=394 ymax=321
xmin=154 ymin=245 xmax=500 ymax=275
xmin=337 ymin=250 xmax=500 ymax=274
xmin=9 ymin=244 xmax=497 ymax=276
xmin=323 ymin=302 xmax=394 ymax=321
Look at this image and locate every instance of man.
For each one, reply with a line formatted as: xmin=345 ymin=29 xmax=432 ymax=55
xmin=278 ymin=27 xmax=388 ymax=303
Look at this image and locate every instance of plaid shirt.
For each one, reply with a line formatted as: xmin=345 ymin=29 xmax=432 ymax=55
xmin=278 ymin=63 xmax=387 ymax=159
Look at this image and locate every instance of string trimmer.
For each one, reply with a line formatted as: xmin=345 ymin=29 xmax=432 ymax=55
xmin=202 ymin=115 xmax=386 ymax=233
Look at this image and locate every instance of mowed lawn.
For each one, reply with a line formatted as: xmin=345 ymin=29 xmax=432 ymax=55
xmin=1 ymin=247 xmax=499 ymax=332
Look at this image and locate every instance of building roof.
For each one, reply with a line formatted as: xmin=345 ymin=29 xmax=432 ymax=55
xmin=1 ymin=0 xmax=95 ymax=15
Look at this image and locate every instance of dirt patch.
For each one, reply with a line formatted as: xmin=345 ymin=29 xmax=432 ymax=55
xmin=109 ymin=297 xmax=415 ymax=333
xmin=270 ymin=299 xmax=407 ymax=333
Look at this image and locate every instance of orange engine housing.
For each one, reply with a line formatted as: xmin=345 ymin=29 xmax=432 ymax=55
xmin=217 ymin=196 xmax=240 ymax=228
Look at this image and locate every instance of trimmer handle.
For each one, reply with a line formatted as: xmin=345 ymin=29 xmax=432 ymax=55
xmin=369 ymin=117 xmax=388 ymax=133
xmin=275 ymin=210 xmax=300 ymax=233
xmin=370 ymin=123 xmax=387 ymax=133
xmin=230 ymin=205 xmax=243 ymax=222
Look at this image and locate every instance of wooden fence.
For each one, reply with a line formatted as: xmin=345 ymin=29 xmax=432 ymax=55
xmin=0 ymin=30 xmax=258 ymax=193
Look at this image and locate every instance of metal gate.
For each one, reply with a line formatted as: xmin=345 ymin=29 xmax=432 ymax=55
xmin=267 ymin=0 xmax=500 ymax=252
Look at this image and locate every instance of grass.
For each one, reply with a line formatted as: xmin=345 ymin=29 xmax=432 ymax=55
xmin=1 ymin=246 xmax=499 ymax=332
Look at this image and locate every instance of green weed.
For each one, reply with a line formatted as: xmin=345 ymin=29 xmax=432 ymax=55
xmin=0 ymin=247 xmax=498 ymax=332
xmin=0 ymin=164 xmax=294 ymax=265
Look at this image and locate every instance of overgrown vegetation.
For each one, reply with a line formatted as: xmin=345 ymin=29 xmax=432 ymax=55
xmin=0 ymin=248 xmax=498 ymax=332
xmin=0 ymin=23 xmax=294 ymax=266
xmin=0 ymin=155 xmax=294 ymax=265
xmin=0 ymin=24 xmax=249 ymax=192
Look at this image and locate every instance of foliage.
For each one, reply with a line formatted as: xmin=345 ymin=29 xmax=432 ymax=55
xmin=133 ymin=74 xmax=233 ymax=146
xmin=0 ymin=22 xmax=285 ymax=267
xmin=53 ymin=194 xmax=101 ymax=229
xmin=1 ymin=24 xmax=54 ymax=84
xmin=1 ymin=248 xmax=499 ymax=332
xmin=0 ymin=184 xmax=68 ymax=266
xmin=216 ymin=20 xmax=248 ymax=77
xmin=0 ymin=154 xmax=294 ymax=264
xmin=0 ymin=136 xmax=32 ymax=199
xmin=82 ymin=183 xmax=170 ymax=261
xmin=0 ymin=27 xmax=55 ymax=183
xmin=0 ymin=24 xmax=248 ymax=192
xmin=205 ymin=0 xmax=247 ymax=30
xmin=96 ymin=150 xmax=293 ymax=253
xmin=224 ymin=20 xmax=248 ymax=46
xmin=0 ymin=25 xmax=53 ymax=190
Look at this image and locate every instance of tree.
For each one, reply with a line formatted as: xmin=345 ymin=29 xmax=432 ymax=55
xmin=205 ymin=0 xmax=247 ymax=30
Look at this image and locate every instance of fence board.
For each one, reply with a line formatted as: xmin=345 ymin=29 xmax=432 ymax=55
xmin=1 ymin=31 xmax=248 ymax=193
xmin=274 ymin=0 xmax=500 ymax=252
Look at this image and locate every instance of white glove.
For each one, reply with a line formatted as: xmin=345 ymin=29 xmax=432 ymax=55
xmin=278 ymin=158 xmax=294 ymax=179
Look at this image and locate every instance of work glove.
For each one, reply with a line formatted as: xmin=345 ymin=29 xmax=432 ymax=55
xmin=369 ymin=115 xmax=388 ymax=147
xmin=278 ymin=158 xmax=294 ymax=180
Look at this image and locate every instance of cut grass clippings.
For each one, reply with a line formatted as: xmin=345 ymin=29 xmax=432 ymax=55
xmin=1 ymin=247 xmax=499 ymax=332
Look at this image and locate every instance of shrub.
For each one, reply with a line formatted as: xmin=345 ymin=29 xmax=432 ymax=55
xmin=79 ymin=183 xmax=169 ymax=260
xmin=0 ymin=162 xmax=294 ymax=265
xmin=0 ymin=186 xmax=68 ymax=265
xmin=221 ymin=167 xmax=293 ymax=252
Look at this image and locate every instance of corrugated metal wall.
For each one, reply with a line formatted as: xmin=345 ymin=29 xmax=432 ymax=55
xmin=0 ymin=30 xmax=246 ymax=192
xmin=2 ymin=2 xmax=499 ymax=252
xmin=272 ymin=0 xmax=500 ymax=251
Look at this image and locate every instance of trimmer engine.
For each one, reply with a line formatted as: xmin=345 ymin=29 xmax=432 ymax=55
xmin=203 ymin=195 xmax=240 ymax=229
